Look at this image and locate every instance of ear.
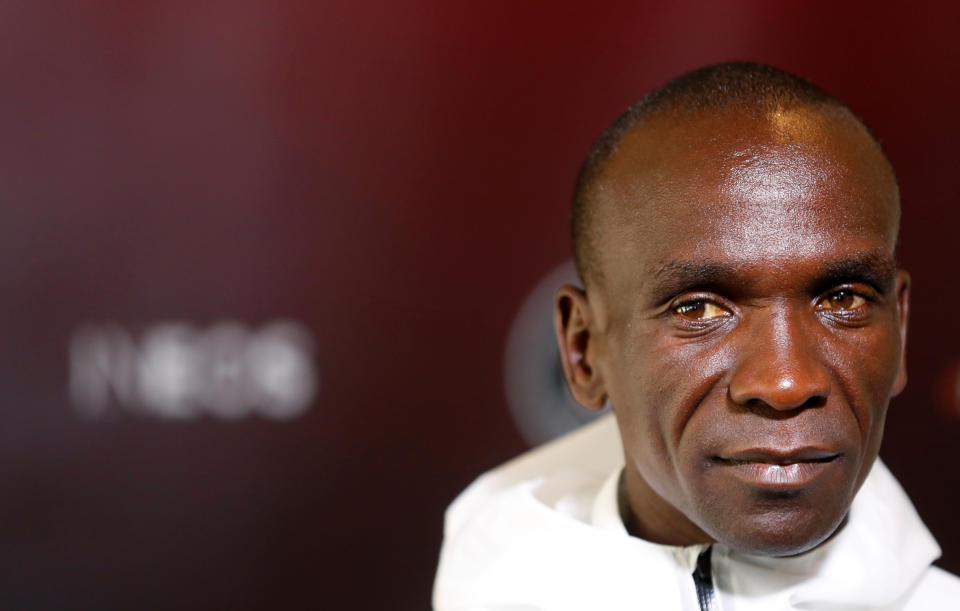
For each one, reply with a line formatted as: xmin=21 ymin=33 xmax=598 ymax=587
xmin=554 ymin=284 xmax=607 ymax=410
xmin=891 ymin=270 xmax=910 ymax=397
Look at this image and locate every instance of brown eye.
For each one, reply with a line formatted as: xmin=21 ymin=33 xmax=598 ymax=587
xmin=817 ymin=290 xmax=866 ymax=311
xmin=674 ymin=300 xmax=729 ymax=321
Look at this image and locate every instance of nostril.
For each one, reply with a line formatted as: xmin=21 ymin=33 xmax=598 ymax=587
xmin=736 ymin=393 xmax=827 ymax=418
xmin=738 ymin=397 xmax=821 ymax=419
xmin=801 ymin=395 xmax=828 ymax=409
xmin=729 ymin=358 xmax=832 ymax=412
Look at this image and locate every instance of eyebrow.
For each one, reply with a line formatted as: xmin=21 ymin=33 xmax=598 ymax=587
xmin=649 ymin=261 xmax=741 ymax=305
xmin=647 ymin=251 xmax=898 ymax=305
xmin=815 ymin=253 xmax=898 ymax=293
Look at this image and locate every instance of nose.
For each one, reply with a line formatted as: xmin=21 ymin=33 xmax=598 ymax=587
xmin=728 ymin=306 xmax=831 ymax=412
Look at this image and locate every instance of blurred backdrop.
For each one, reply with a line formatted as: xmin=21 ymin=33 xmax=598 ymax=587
xmin=3 ymin=1 xmax=960 ymax=608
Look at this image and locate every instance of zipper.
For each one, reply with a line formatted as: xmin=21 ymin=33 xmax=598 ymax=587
xmin=692 ymin=545 xmax=718 ymax=611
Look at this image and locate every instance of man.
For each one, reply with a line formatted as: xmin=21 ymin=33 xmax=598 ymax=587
xmin=433 ymin=63 xmax=960 ymax=610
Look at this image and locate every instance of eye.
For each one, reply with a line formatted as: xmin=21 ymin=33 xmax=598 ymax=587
xmin=816 ymin=289 xmax=867 ymax=311
xmin=673 ymin=299 xmax=730 ymax=321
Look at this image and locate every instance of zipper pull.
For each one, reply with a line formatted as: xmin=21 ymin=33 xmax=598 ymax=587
xmin=692 ymin=545 xmax=718 ymax=611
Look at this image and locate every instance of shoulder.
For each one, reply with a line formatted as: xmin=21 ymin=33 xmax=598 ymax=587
xmin=433 ymin=415 xmax=638 ymax=610
xmin=441 ymin=413 xmax=622 ymax=538
xmin=896 ymin=565 xmax=960 ymax=609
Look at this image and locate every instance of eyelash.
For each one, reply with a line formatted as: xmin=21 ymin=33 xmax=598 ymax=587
xmin=668 ymin=294 xmax=734 ymax=327
xmin=814 ymin=286 xmax=879 ymax=322
xmin=666 ymin=286 xmax=880 ymax=327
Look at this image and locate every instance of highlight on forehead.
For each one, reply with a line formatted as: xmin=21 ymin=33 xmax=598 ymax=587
xmin=570 ymin=62 xmax=899 ymax=288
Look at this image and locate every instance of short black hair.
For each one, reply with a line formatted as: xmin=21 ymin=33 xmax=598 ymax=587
xmin=571 ymin=62 xmax=883 ymax=286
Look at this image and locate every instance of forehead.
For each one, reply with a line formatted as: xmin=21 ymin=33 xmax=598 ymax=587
xmin=592 ymin=107 xmax=900 ymax=286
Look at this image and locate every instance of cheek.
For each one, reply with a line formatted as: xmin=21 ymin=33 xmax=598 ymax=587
xmin=645 ymin=333 xmax=734 ymax=436
xmin=608 ymin=327 xmax=733 ymax=464
xmin=823 ymin=323 xmax=902 ymax=434
xmin=602 ymin=328 xmax=671 ymax=466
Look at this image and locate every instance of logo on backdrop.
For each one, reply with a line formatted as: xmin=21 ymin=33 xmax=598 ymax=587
xmin=938 ymin=359 xmax=960 ymax=420
xmin=504 ymin=261 xmax=609 ymax=446
xmin=69 ymin=319 xmax=318 ymax=421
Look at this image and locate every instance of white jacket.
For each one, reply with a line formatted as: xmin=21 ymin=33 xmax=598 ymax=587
xmin=434 ymin=414 xmax=960 ymax=610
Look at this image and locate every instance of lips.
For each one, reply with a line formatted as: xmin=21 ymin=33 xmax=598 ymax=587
xmin=713 ymin=448 xmax=842 ymax=488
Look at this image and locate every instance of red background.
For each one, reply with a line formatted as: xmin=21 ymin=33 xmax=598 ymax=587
xmin=3 ymin=2 xmax=960 ymax=608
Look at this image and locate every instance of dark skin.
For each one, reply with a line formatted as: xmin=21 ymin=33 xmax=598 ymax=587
xmin=555 ymin=105 xmax=910 ymax=556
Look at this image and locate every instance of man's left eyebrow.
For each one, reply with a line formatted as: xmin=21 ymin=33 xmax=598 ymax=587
xmin=817 ymin=253 xmax=898 ymax=292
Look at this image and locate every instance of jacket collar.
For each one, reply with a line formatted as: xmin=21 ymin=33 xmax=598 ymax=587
xmin=589 ymin=458 xmax=941 ymax=607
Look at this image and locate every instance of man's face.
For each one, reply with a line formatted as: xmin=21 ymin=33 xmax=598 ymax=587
xmin=561 ymin=106 xmax=908 ymax=556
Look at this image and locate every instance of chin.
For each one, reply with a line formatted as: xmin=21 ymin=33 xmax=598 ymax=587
xmin=705 ymin=505 xmax=848 ymax=557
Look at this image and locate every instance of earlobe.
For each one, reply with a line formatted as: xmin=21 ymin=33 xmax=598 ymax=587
xmin=892 ymin=270 xmax=910 ymax=397
xmin=554 ymin=284 xmax=607 ymax=410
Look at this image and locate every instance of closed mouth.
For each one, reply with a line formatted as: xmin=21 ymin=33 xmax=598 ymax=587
xmin=713 ymin=448 xmax=841 ymax=465
xmin=711 ymin=449 xmax=842 ymax=488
